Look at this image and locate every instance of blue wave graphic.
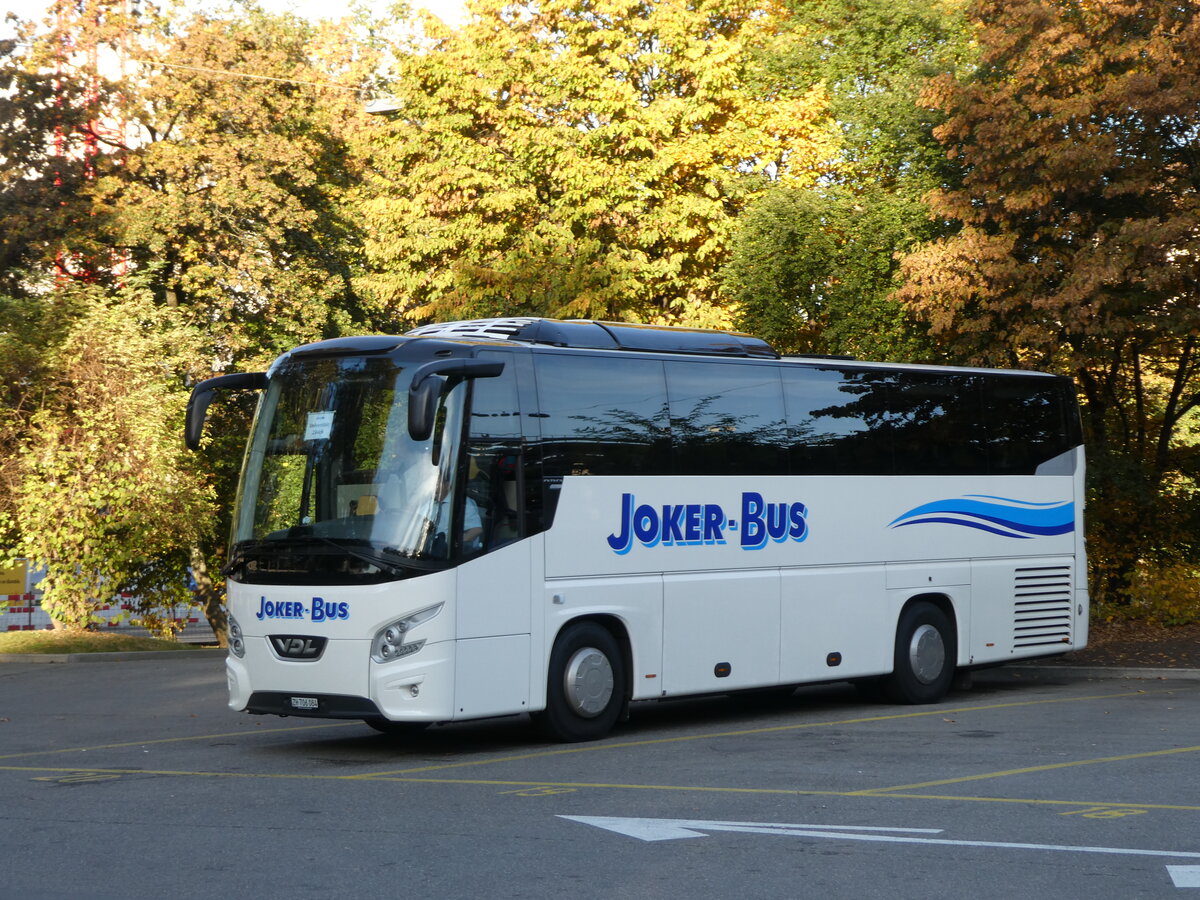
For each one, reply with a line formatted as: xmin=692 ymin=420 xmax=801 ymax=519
xmin=889 ymin=495 xmax=1075 ymax=539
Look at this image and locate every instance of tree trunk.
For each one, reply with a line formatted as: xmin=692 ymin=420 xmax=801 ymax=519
xmin=190 ymin=544 xmax=227 ymax=648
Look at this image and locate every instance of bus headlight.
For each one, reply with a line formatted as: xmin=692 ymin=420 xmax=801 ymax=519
xmin=371 ymin=604 xmax=442 ymax=664
xmin=229 ymin=615 xmax=245 ymax=659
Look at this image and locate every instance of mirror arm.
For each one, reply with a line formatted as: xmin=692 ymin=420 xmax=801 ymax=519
xmin=185 ymin=372 xmax=267 ymax=450
xmin=407 ymin=358 xmax=505 ymax=441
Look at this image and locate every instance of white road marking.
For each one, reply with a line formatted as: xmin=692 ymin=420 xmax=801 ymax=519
xmin=1169 ymin=867 xmax=1200 ymax=888
xmin=559 ymin=816 xmax=942 ymax=842
xmin=560 ymin=815 xmax=1200 ymax=865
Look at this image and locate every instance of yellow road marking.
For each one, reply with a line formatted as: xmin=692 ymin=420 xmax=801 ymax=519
xmin=0 ymin=764 xmax=351 ymax=780
xmin=348 ymin=690 xmax=1150 ymax=778
xmin=0 ymin=687 xmax=1163 ymax=787
xmin=845 ymin=792 xmax=1200 ymax=812
xmin=856 ymin=744 xmax=1200 ymax=795
xmin=0 ymin=721 xmax=360 ymax=762
xmin=6 ymin=764 xmax=1200 ymax=813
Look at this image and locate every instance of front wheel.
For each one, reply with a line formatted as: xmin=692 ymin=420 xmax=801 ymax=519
xmin=882 ymin=601 xmax=956 ymax=704
xmin=535 ymin=622 xmax=626 ymax=742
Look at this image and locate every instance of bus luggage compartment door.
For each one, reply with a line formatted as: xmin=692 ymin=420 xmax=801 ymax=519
xmin=662 ymin=570 xmax=781 ymax=696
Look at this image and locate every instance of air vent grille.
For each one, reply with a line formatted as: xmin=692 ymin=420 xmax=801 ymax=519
xmin=1013 ymin=565 xmax=1073 ymax=649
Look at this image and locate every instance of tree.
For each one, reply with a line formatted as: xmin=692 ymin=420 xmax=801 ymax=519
xmin=0 ymin=1 xmax=126 ymax=296
xmin=10 ymin=285 xmax=214 ymax=630
xmin=0 ymin=2 xmax=379 ymax=633
xmin=897 ymin=0 xmax=1200 ymax=603
xmin=106 ymin=7 xmax=384 ymax=637
xmin=725 ymin=0 xmax=971 ymax=358
xmin=355 ymin=0 xmax=834 ymax=328
xmin=725 ymin=186 xmax=943 ymax=358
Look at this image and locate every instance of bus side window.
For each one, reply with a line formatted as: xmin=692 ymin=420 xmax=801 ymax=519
xmin=984 ymin=378 xmax=1077 ymax=475
xmin=890 ymin=373 xmax=986 ymax=476
xmin=666 ymin=361 xmax=788 ymax=475
xmin=533 ymin=354 xmax=670 ymax=477
xmin=783 ymin=367 xmax=895 ymax=475
xmin=466 ymin=355 xmax=524 ymax=556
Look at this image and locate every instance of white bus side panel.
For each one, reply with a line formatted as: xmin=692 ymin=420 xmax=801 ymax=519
xmin=542 ymin=474 xmax=1082 ymax=695
xmin=780 ymin=565 xmax=890 ymax=683
xmin=453 ymin=634 xmax=531 ymax=720
xmin=662 ymin=569 xmax=780 ymax=695
xmin=546 ymin=475 xmax=1079 ymax=577
xmin=456 ymin=540 xmax=532 ymax=639
xmin=453 ymin=541 xmax=535 ymax=719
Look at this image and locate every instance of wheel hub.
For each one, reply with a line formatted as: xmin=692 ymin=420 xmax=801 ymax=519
xmin=563 ymin=647 xmax=614 ymax=718
xmin=908 ymin=623 xmax=946 ymax=685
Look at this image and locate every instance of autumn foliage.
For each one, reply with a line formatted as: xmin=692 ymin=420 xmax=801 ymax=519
xmin=0 ymin=0 xmax=1197 ymax=628
xmin=898 ymin=0 xmax=1200 ymax=607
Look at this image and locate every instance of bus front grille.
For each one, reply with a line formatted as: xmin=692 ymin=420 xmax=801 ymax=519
xmin=1013 ymin=565 xmax=1073 ymax=649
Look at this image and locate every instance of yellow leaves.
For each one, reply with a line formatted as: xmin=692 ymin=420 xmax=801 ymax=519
xmin=356 ymin=0 xmax=834 ymax=322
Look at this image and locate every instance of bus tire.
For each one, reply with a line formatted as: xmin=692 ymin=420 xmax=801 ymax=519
xmin=536 ymin=621 xmax=625 ymax=743
xmin=363 ymin=717 xmax=429 ymax=736
xmin=883 ymin=601 xmax=955 ymax=704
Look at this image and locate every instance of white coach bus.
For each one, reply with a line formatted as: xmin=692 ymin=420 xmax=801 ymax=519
xmin=186 ymin=318 xmax=1087 ymax=741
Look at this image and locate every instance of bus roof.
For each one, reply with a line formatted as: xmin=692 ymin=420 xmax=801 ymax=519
xmin=272 ymin=318 xmax=1064 ymax=382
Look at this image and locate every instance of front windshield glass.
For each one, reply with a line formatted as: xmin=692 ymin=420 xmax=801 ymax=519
xmin=230 ymin=355 xmax=468 ymax=581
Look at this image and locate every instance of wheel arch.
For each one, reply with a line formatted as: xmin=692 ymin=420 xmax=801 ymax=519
xmin=549 ymin=613 xmax=634 ymax=703
xmin=898 ymin=592 xmax=962 ymax=664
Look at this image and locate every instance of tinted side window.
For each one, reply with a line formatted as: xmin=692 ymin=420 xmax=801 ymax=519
xmin=984 ymin=376 xmax=1078 ymax=474
xmin=666 ymin=362 xmax=788 ymax=475
xmin=889 ymin=373 xmax=987 ymax=475
xmin=462 ymin=353 xmax=525 ymax=556
xmin=783 ymin=367 xmax=894 ymax=474
xmin=534 ymin=354 xmax=670 ymax=477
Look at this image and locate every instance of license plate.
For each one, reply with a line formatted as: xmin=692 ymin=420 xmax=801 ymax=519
xmin=290 ymin=696 xmax=319 ymax=710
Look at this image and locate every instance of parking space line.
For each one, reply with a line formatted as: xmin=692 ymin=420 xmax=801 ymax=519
xmin=0 ymin=721 xmax=360 ymax=762
xmin=0 ymin=687 xmax=1161 ymax=774
xmin=348 ymin=690 xmax=1152 ymax=778
xmin=853 ymin=791 xmax=1200 ymax=812
xmin=7 ymin=763 xmax=1200 ymax=815
xmin=369 ymin=778 xmax=1200 ymax=812
xmin=0 ymin=763 xmax=356 ymax=779
xmin=856 ymin=743 xmax=1200 ymax=796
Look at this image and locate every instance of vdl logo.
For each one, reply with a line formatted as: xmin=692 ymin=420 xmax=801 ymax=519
xmin=607 ymin=492 xmax=808 ymax=555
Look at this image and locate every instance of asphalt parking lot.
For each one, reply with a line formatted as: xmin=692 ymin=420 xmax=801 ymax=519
xmin=2 ymin=655 xmax=1200 ymax=899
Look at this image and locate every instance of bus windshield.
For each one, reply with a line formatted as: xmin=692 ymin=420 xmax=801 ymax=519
xmin=228 ymin=355 xmax=468 ymax=581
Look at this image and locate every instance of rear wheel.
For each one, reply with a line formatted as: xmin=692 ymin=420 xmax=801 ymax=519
xmin=882 ymin=601 xmax=956 ymax=704
xmin=535 ymin=622 xmax=625 ymax=742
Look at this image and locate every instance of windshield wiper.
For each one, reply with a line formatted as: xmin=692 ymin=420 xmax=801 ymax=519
xmin=221 ymin=540 xmax=277 ymax=577
xmin=223 ymin=535 xmax=439 ymax=578
xmin=304 ymin=535 xmax=414 ymax=577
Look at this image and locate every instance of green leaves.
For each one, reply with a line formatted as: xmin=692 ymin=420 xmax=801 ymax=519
xmin=11 ymin=287 xmax=214 ymax=629
xmin=726 ymin=187 xmax=937 ymax=359
xmin=354 ymin=0 xmax=834 ymax=328
xmin=0 ymin=4 xmax=379 ymax=629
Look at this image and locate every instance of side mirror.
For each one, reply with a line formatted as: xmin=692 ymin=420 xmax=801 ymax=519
xmin=185 ymin=372 xmax=267 ymax=450
xmin=407 ymin=358 xmax=504 ymax=442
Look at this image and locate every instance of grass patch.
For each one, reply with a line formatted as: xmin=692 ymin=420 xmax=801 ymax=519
xmin=0 ymin=630 xmax=195 ymax=654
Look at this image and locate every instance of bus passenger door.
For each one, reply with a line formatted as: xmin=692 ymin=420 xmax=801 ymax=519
xmin=454 ymin=541 xmax=532 ymax=719
xmin=451 ymin=358 xmax=535 ymax=720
